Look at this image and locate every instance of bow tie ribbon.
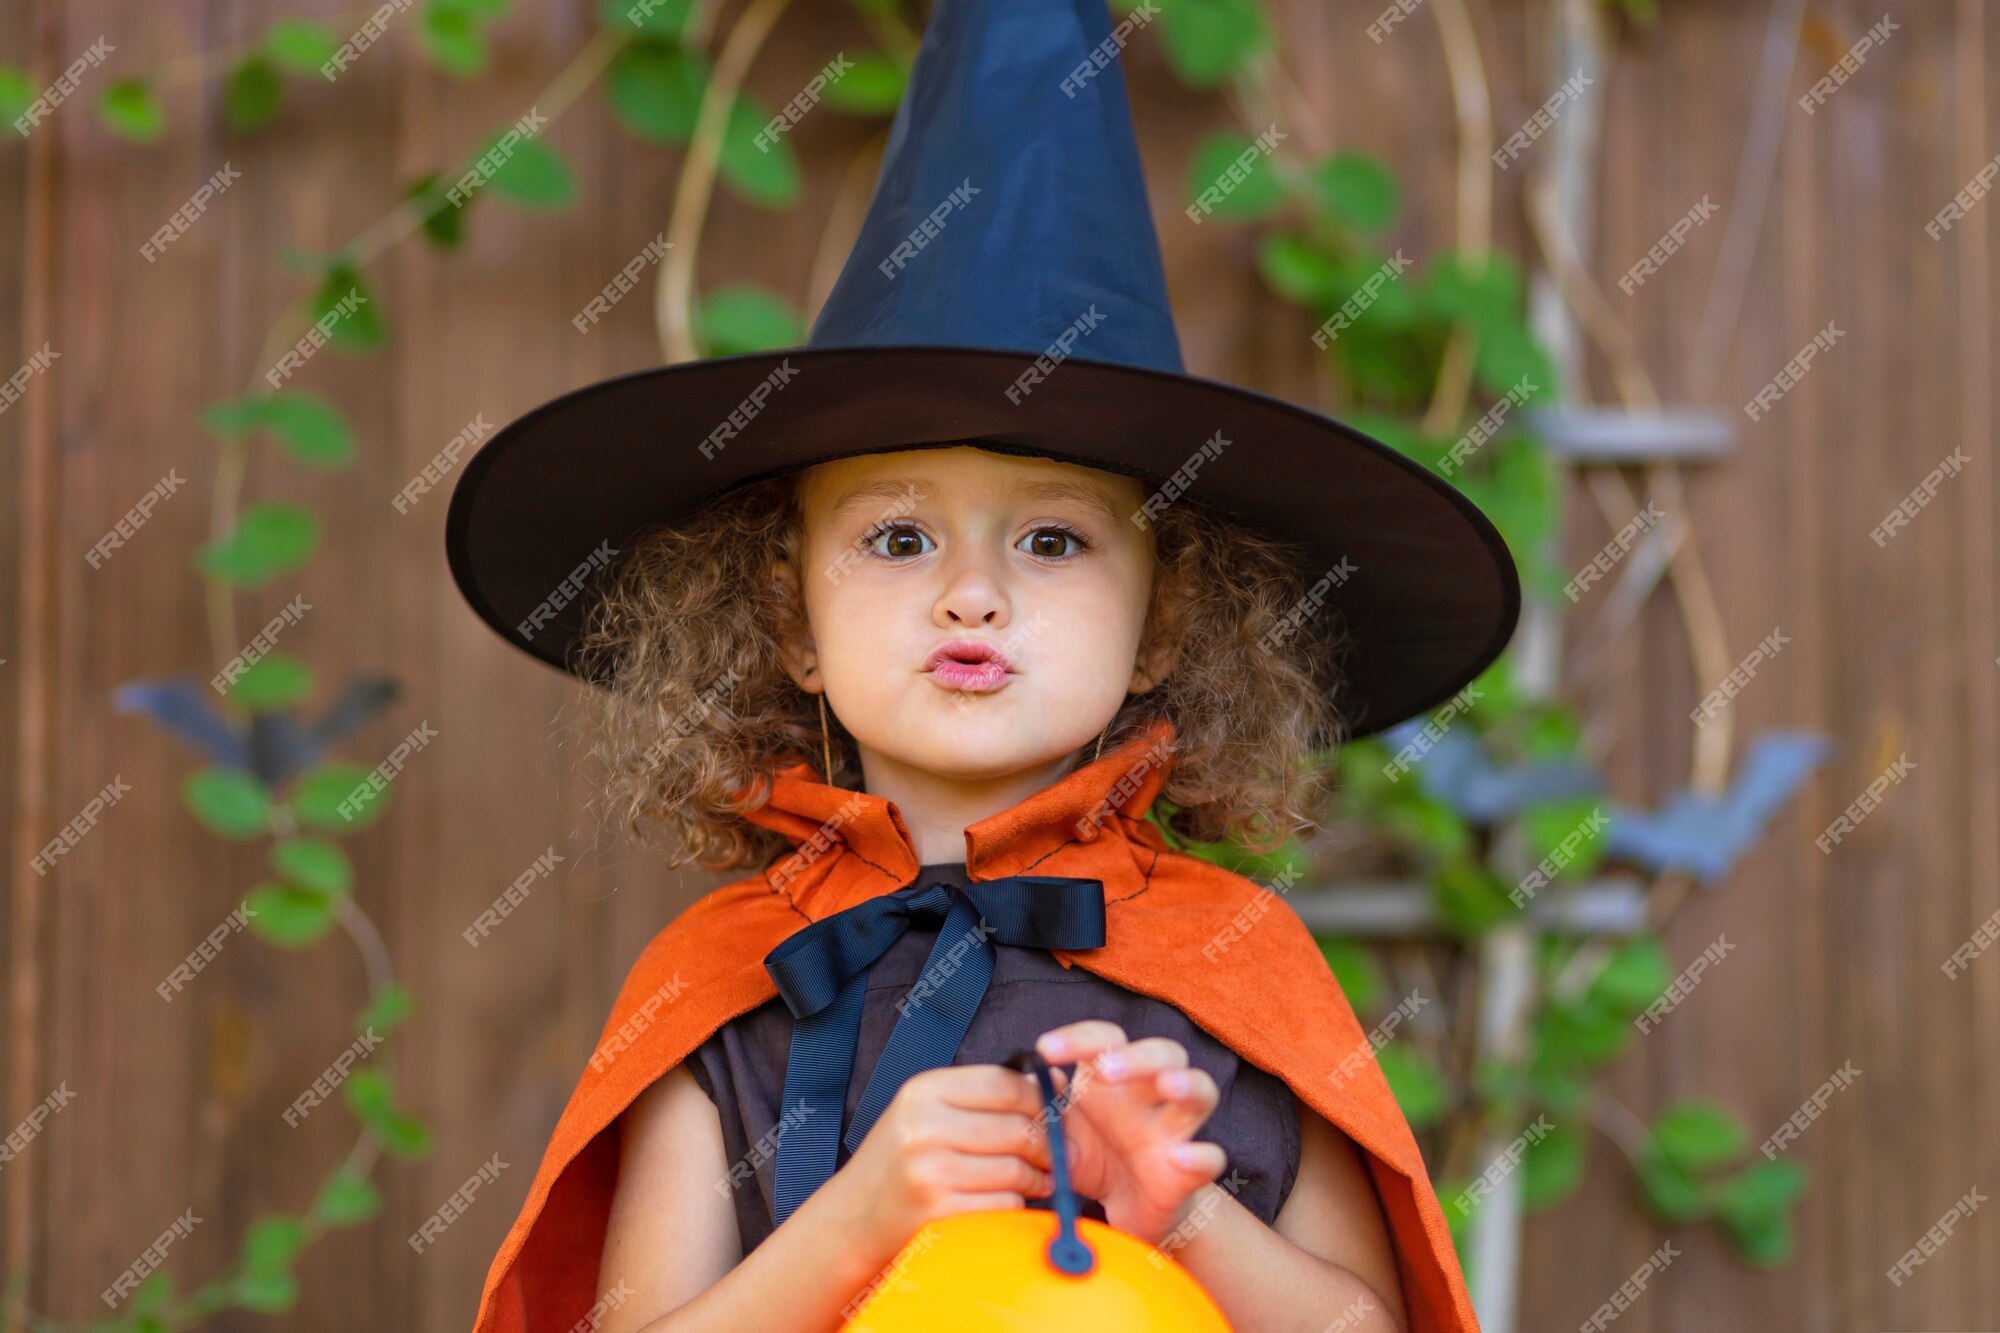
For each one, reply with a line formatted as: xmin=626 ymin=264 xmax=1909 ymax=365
xmin=762 ymin=874 xmax=1106 ymax=1223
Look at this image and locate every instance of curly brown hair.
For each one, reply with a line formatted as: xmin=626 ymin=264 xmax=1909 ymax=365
xmin=571 ymin=465 xmax=1349 ymax=872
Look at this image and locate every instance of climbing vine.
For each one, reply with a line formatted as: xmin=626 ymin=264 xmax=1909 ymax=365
xmin=0 ymin=0 xmax=1809 ymax=1327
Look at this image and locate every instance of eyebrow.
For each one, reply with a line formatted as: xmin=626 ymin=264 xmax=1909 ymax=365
xmin=825 ymin=474 xmax=1124 ymax=528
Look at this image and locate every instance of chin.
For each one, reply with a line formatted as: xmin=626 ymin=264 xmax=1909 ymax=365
xmin=903 ymin=704 xmax=1097 ymax=775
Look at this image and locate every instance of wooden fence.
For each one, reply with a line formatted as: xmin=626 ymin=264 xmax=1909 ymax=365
xmin=2 ymin=0 xmax=1995 ymax=1329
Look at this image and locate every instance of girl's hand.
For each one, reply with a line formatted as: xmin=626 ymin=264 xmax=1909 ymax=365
xmin=1033 ymin=1021 xmax=1229 ymax=1246
xmin=834 ymin=1063 xmax=1056 ymax=1263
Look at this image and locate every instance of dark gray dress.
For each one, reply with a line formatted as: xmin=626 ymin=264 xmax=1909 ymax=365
xmin=685 ymin=860 xmax=1302 ymax=1251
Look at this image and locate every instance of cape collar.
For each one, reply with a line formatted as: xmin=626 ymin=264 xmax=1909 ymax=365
xmin=735 ymin=716 xmax=1179 ymax=902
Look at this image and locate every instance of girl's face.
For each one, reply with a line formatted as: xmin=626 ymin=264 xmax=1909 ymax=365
xmin=777 ymin=446 xmax=1171 ymax=784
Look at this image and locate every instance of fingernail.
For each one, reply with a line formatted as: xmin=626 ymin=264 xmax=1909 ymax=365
xmin=1040 ymin=1034 xmax=1067 ymax=1058
xmin=1161 ymin=1070 xmax=1190 ymax=1095
xmin=1172 ymin=1144 xmax=1203 ymax=1167
xmin=1099 ymin=1052 xmax=1125 ymax=1076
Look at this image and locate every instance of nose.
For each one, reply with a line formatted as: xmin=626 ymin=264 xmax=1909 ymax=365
xmin=932 ymin=542 xmax=1010 ymax=629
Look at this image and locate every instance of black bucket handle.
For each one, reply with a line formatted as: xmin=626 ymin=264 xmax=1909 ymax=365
xmin=1003 ymin=1048 xmax=1095 ymax=1277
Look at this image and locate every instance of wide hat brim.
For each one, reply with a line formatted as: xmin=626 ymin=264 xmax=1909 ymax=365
xmin=445 ymin=343 xmax=1521 ymax=739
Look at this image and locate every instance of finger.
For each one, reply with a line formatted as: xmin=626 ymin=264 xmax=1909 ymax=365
xmin=1163 ymin=1140 xmax=1228 ymax=1183
xmin=1036 ymin=1020 xmax=1129 ymax=1064
xmin=1094 ymin=1037 xmax=1190 ymax=1082
xmin=1154 ymin=1065 xmax=1220 ymax=1139
xmin=1044 ymin=1060 xmax=1100 ymax=1107
xmin=920 ymin=1064 xmax=1043 ymax=1116
xmin=926 ymin=1105 xmax=1054 ymax=1170
xmin=939 ymin=1149 xmax=1054 ymax=1198
xmin=939 ymin=1190 xmax=1030 ymax=1216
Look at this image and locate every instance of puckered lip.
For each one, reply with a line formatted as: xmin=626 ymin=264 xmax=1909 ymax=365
xmin=922 ymin=637 xmax=1015 ymax=672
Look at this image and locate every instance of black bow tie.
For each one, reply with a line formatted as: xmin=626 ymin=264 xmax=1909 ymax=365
xmin=762 ymin=874 xmax=1106 ymax=1223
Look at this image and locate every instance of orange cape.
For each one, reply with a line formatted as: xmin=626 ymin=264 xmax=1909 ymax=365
xmin=472 ymin=720 xmax=1479 ymax=1332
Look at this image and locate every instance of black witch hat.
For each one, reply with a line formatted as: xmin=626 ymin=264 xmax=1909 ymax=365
xmin=446 ymin=0 xmax=1520 ymax=737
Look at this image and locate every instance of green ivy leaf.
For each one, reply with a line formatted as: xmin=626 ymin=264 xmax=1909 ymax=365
xmin=290 ymin=761 xmax=386 ymax=830
xmin=99 ymin=79 xmax=166 ymax=141
xmin=1586 ymin=934 xmax=1672 ymax=1018
xmin=1636 ymin=1147 xmax=1707 ymax=1224
xmin=0 ymin=66 xmax=35 ymax=130
xmin=1380 ymin=790 xmax=1471 ymax=860
xmin=201 ymin=392 xmax=354 ymax=468
xmin=358 ymin=982 xmax=414 ymax=1036
xmin=402 ymin=172 xmax=466 ymax=248
xmin=183 ymin=768 xmax=271 ymax=839
xmin=601 ymin=0 xmax=693 ymax=36
xmin=1376 ymin=1043 xmax=1451 ymax=1128
xmin=483 ymin=134 xmax=576 ymax=208
xmin=233 ymin=1270 xmax=299 ymax=1313
xmin=1472 ymin=316 xmax=1557 ymax=401
xmin=419 ymin=2 xmax=488 ymax=76
xmin=1324 ymin=253 xmax=1422 ymax=329
xmin=1516 ymin=699 xmax=1585 ymax=759
xmin=1256 ymin=232 xmax=1341 ymax=306
xmin=272 ymin=836 xmax=353 ymax=896
xmin=244 ymin=881 xmax=339 ymax=947
xmin=241 ymin=1215 xmax=308 ymax=1274
xmin=1717 ymin=1157 xmax=1806 ymax=1220
xmin=130 ymin=1271 xmax=174 ymax=1317
xmin=1725 ymin=1208 xmax=1794 ymax=1266
xmin=1430 ymin=856 xmax=1517 ymax=936
xmin=200 ymin=398 xmax=266 ymax=437
xmin=1534 ymin=993 xmax=1631 ymax=1069
xmin=1521 ymin=1121 xmax=1586 ymax=1210
xmin=310 ymin=262 xmax=387 ymax=349
xmin=265 ymin=19 xmax=341 ymax=73
xmin=824 ymin=51 xmax=907 ymax=114
xmin=436 ymin=0 xmax=510 ymax=14
xmin=605 ymin=41 xmax=707 ymax=144
xmin=694 ymin=286 xmax=803 ymax=356
xmin=1426 ymin=250 xmax=1523 ymax=329
xmin=1184 ymin=132 xmax=1288 ymax=222
xmin=1521 ymin=796 xmax=1611 ymax=885
xmin=1156 ymin=0 xmax=1268 ymax=87
xmin=223 ymin=56 xmax=286 ymax=132
xmin=230 ymin=653 xmax=315 ymax=711
xmin=197 ymin=502 xmax=321 ymax=585
xmin=379 ymin=1110 xmax=433 ymax=1158
xmin=1309 ymin=152 xmax=1399 ymax=234
xmin=718 ymin=96 xmax=802 ymax=207
xmin=1524 ymin=1058 xmax=1590 ymax=1115
xmin=261 ymin=392 xmax=356 ymax=468
xmin=345 ymin=1068 xmax=393 ymax=1119
xmin=312 ymin=1169 xmax=383 ymax=1226
xmin=1652 ymin=1099 xmax=1748 ymax=1173
xmin=1456 ymin=434 xmax=1557 ymax=563
xmin=1316 ymin=937 xmax=1385 ymax=1014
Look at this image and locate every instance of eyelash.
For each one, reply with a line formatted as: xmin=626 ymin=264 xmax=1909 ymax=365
xmin=857 ymin=520 xmax=1096 ymax=563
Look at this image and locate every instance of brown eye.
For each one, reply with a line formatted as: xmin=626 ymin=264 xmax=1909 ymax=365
xmin=863 ymin=524 xmax=933 ymax=559
xmin=1019 ymin=526 xmax=1087 ymax=560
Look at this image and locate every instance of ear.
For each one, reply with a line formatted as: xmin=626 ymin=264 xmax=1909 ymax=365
xmin=1129 ymin=572 xmax=1183 ymax=693
xmin=770 ymin=557 xmax=821 ymax=693
xmin=1129 ymin=636 xmax=1178 ymax=694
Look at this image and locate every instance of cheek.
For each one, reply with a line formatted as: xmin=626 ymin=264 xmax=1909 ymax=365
xmin=803 ymin=570 xmax=906 ymax=672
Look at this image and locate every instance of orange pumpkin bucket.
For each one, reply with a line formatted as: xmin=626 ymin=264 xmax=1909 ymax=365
xmin=840 ymin=1051 xmax=1234 ymax=1332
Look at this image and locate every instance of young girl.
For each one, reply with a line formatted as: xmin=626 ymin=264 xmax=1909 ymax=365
xmin=445 ymin=1 xmax=1511 ymax=1329
xmin=585 ymin=444 xmax=1417 ymax=1332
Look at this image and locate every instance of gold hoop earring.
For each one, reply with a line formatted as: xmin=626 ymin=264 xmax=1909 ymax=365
xmin=1093 ymin=725 xmax=1108 ymax=762
xmin=819 ymin=692 xmax=834 ymax=784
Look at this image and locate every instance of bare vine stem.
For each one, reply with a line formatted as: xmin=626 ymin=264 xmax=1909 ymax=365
xmin=656 ymin=0 xmax=795 ymax=361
